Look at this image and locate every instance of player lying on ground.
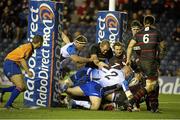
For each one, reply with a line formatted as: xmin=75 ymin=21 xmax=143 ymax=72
xmin=58 ymin=65 xmax=136 ymax=110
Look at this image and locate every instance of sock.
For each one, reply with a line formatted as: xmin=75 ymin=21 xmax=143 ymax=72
xmin=74 ymin=100 xmax=91 ymax=109
xmin=4 ymin=87 xmax=21 ymax=107
xmin=1 ymin=86 xmax=16 ymax=94
xmin=111 ymin=92 xmax=115 ymax=102
xmin=133 ymin=87 xmax=147 ymax=101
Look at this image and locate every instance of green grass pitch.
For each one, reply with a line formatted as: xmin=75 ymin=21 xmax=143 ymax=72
xmin=0 ymin=93 xmax=180 ymax=119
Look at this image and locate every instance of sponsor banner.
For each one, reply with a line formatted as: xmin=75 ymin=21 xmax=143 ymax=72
xmin=51 ymin=2 xmax=64 ymax=107
xmin=96 ymin=11 xmax=128 ymax=45
xmin=24 ymin=0 xmax=63 ymax=107
xmin=159 ymin=76 xmax=180 ymax=94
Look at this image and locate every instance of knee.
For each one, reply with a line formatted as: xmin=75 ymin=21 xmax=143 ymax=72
xmin=16 ymin=84 xmax=26 ymax=91
xmin=145 ymin=81 xmax=158 ymax=93
xmin=90 ymin=102 xmax=100 ymax=110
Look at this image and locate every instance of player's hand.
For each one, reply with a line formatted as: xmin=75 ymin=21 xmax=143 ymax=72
xmin=89 ymin=57 xmax=94 ymax=62
xmin=98 ymin=62 xmax=109 ymax=69
xmin=126 ymin=60 xmax=131 ymax=66
xmin=27 ymin=71 xmax=33 ymax=78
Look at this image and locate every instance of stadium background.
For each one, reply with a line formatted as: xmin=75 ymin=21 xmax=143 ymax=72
xmin=0 ymin=0 xmax=179 ymax=77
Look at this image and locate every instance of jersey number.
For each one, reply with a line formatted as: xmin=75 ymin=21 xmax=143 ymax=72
xmin=143 ymin=34 xmax=149 ymax=43
xmin=105 ymin=71 xmax=118 ymax=80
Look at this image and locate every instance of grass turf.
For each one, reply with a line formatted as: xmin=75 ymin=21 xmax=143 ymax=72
xmin=0 ymin=93 xmax=180 ymax=119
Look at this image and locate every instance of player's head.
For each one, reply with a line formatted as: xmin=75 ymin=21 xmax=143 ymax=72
xmin=143 ymin=15 xmax=155 ymax=27
xmin=74 ymin=35 xmax=87 ymax=50
xmin=131 ymin=20 xmax=142 ymax=36
xmin=113 ymin=42 xmax=124 ymax=57
xmin=32 ymin=35 xmax=43 ymax=49
xmin=100 ymin=40 xmax=110 ymax=55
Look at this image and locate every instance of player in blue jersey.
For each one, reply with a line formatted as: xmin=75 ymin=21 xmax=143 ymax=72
xmin=59 ymin=65 xmax=134 ymax=110
xmin=60 ymin=35 xmax=93 ymax=79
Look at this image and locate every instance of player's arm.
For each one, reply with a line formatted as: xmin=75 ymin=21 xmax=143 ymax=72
xmin=126 ymin=39 xmax=137 ymax=65
xmin=70 ymin=55 xmax=92 ymax=64
xmin=20 ymin=58 xmax=33 ymax=77
xmin=62 ymin=32 xmax=70 ymax=44
xmin=90 ymin=54 xmax=109 ymax=69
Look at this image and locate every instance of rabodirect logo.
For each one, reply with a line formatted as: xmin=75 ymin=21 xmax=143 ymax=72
xmin=39 ymin=3 xmax=54 ymax=28
xmin=105 ymin=13 xmax=119 ymax=34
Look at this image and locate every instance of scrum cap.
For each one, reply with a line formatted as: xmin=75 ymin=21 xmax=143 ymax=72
xmin=75 ymin=35 xmax=88 ymax=44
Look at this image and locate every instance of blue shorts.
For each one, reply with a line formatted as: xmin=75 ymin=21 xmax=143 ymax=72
xmin=3 ymin=60 xmax=22 ymax=78
xmin=71 ymin=67 xmax=92 ymax=86
xmin=80 ymin=81 xmax=103 ymax=98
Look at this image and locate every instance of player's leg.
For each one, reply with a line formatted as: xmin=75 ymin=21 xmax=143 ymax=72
xmin=4 ymin=74 xmax=26 ymax=108
xmin=1 ymin=60 xmax=24 ymax=107
xmin=79 ymin=81 xmax=102 ymax=110
xmin=66 ymin=86 xmax=85 ymax=96
xmin=65 ymin=86 xmax=91 ymax=109
xmin=129 ymin=61 xmax=157 ymax=105
xmin=0 ymin=86 xmax=16 ymax=103
xmin=147 ymin=81 xmax=159 ymax=112
xmin=89 ymin=96 xmax=101 ymax=110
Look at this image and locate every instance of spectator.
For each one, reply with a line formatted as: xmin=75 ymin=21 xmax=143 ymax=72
xmin=172 ymin=25 xmax=180 ymax=42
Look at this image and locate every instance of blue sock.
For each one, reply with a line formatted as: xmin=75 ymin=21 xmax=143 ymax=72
xmin=1 ymin=86 xmax=16 ymax=94
xmin=4 ymin=87 xmax=21 ymax=107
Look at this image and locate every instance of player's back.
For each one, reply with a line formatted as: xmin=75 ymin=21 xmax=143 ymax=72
xmin=5 ymin=43 xmax=33 ymax=62
xmin=90 ymin=68 xmax=125 ymax=87
xmin=135 ymin=27 xmax=162 ymax=60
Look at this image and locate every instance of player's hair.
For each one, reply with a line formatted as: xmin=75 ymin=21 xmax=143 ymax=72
xmin=100 ymin=40 xmax=110 ymax=47
xmin=144 ymin=15 xmax=155 ymax=25
xmin=32 ymin=35 xmax=43 ymax=44
xmin=113 ymin=41 xmax=124 ymax=49
xmin=75 ymin=35 xmax=87 ymax=44
xmin=131 ymin=20 xmax=142 ymax=28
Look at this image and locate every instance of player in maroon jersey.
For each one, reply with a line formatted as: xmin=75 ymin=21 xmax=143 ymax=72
xmin=126 ymin=15 xmax=166 ymax=112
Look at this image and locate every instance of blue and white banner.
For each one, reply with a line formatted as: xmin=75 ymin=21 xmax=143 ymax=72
xmin=96 ymin=11 xmax=128 ymax=45
xmin=24 ymin=0 xmax=63 ymax=107
xmin=159 ymin=77 xmax=180 ymax=94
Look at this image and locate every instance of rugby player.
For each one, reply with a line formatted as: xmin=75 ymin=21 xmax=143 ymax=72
xmin=59 ymin=65 xmax=134 ymax=110
xmin=126 ymin=15 xmax=166 ymax=112
xmin=60 ymin=35 xmax=93 ymax=79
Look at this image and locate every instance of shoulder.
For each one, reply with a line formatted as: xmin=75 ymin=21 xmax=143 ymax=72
xmin=62 ymin=43 xmax=75 ymax=50
xmin=19 ymin=43 xmax=32 ymax=50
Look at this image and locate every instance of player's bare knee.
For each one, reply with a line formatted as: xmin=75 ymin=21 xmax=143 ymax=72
xmin=90 ymin=102 xmax=100 ymax=110
xmin=16 ymin=83 xmax=26 ymax=91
